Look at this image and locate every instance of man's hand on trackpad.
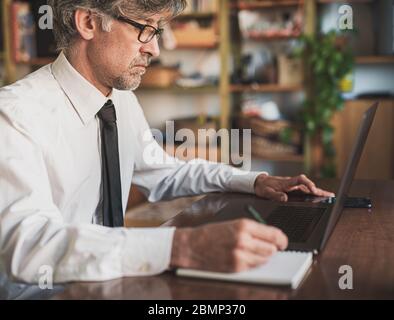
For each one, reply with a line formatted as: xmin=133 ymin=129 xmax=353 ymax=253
xmin=254 ymin=174 xmax=335 ymax=202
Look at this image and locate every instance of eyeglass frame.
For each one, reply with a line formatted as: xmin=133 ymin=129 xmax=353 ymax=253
xmin=114 ymin=15 xmax=164 ymax=44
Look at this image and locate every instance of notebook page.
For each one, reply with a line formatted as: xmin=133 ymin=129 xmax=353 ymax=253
xmin=176 ymin=251 xmax=313 ymax=290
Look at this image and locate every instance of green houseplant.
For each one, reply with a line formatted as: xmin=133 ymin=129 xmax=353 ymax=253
xmin=297 ymin=30 xmax=354 ymax=177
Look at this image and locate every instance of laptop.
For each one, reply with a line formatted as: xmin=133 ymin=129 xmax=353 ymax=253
xmin=209 ymin=102 xmax=379 ymax=254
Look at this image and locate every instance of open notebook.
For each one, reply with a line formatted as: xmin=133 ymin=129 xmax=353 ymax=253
xmin=176 ymin=251 xmax=313 ymax=290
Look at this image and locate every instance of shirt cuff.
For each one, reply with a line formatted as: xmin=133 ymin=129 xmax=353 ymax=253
xmin=228 ymin=169 xmax=269 ymax=194
xmin=121 ymin=227 xmax=176 ymax=276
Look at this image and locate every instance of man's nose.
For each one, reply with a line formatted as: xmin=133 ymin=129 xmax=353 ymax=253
xmin=140 ymin=36 xmax=160 ymax=58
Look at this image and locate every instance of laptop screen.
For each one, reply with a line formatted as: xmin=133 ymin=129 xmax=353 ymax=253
xmin=320 ymin=102 xmax=379 ymax=250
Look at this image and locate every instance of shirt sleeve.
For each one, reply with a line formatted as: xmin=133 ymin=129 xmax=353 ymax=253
xmin=131 ymin=96 xmax=267 ymax=202
xmin=0 ymin=110 xmax=175 ymax=284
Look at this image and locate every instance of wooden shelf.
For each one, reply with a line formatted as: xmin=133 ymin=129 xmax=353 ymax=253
xmin=174 ymin=43 xmax=219 ymax=50
xmin=317 ymin=0 xmax=373 ymax=3
xmin=245 ymin=34 xmax=301 ymax=41
xmin=137 ymin=85 xmax=218 ymax=94
xmin=252 ymin=152 xmax=304 ymax=162
xmin=234 ymin=1 xmax=304 ymax=10
xmin=345 ymin=97 xmax=394 ymax=102
xmin=231 ymin=84 xmax=303 ymax=93
xmin=176 ymin=12 xmax=216 ymax=19
xmin=17 ymin=57 xmax=55 ymax=66
xmin=355 ymin=56 xmax=394 ymax=64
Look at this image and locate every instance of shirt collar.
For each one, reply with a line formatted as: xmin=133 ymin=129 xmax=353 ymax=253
xmin=51 ymin=52 xmax=111 ymax=125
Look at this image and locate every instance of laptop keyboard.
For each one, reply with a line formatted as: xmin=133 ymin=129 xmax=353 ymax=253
xmin=266 ymin=206 xmax=326 ymax=243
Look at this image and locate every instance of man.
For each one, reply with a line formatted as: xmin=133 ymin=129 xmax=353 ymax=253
xmin=0 ymin=0 xmax=333 ymax=284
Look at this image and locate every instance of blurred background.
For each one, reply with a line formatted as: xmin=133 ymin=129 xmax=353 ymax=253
xmin=1 ymin=0 xmax=394 ymax=218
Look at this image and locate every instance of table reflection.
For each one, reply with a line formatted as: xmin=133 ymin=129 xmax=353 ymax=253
xmin=54 ymin=271 xmax=291 ymax=300
xmin=162 ymin=193 xmax=259 ymax=228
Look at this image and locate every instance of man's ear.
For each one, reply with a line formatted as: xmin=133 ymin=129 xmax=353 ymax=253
xmin=74 ymin=9 xmax=97 ymax=41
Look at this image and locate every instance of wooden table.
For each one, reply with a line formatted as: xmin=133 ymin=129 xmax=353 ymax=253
xmin=52 ymin=180 xmax=394 ymax=299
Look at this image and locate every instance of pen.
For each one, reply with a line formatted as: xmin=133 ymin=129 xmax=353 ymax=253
xmin=246 ymin=205 xmax=267 ymax=225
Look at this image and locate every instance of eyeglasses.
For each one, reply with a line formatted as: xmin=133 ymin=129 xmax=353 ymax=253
xmin=115 ymin=15 xmax=163 ymax=44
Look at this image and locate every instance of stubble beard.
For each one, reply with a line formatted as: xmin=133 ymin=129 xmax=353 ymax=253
xmin=113 ymin=56 xmax=151 ymax=91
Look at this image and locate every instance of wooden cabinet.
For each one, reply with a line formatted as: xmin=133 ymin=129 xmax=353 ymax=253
xmin=332 ymin=100 xmax=394 ymax=180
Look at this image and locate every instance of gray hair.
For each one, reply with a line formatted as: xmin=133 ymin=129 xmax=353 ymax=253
xmin=47 ymin=0 xmax=187 ymax=52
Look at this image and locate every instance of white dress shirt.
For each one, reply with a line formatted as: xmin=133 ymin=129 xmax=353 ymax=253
xmin=0 ymin=52 xmax=263 ymax=284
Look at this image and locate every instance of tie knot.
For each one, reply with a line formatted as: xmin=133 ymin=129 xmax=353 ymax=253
xmin=98 ymin=100 xmax=117 ymax=124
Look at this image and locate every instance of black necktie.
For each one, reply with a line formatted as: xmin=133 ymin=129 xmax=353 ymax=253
xmin=98 ymin=100 xmax=124 ymax=227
